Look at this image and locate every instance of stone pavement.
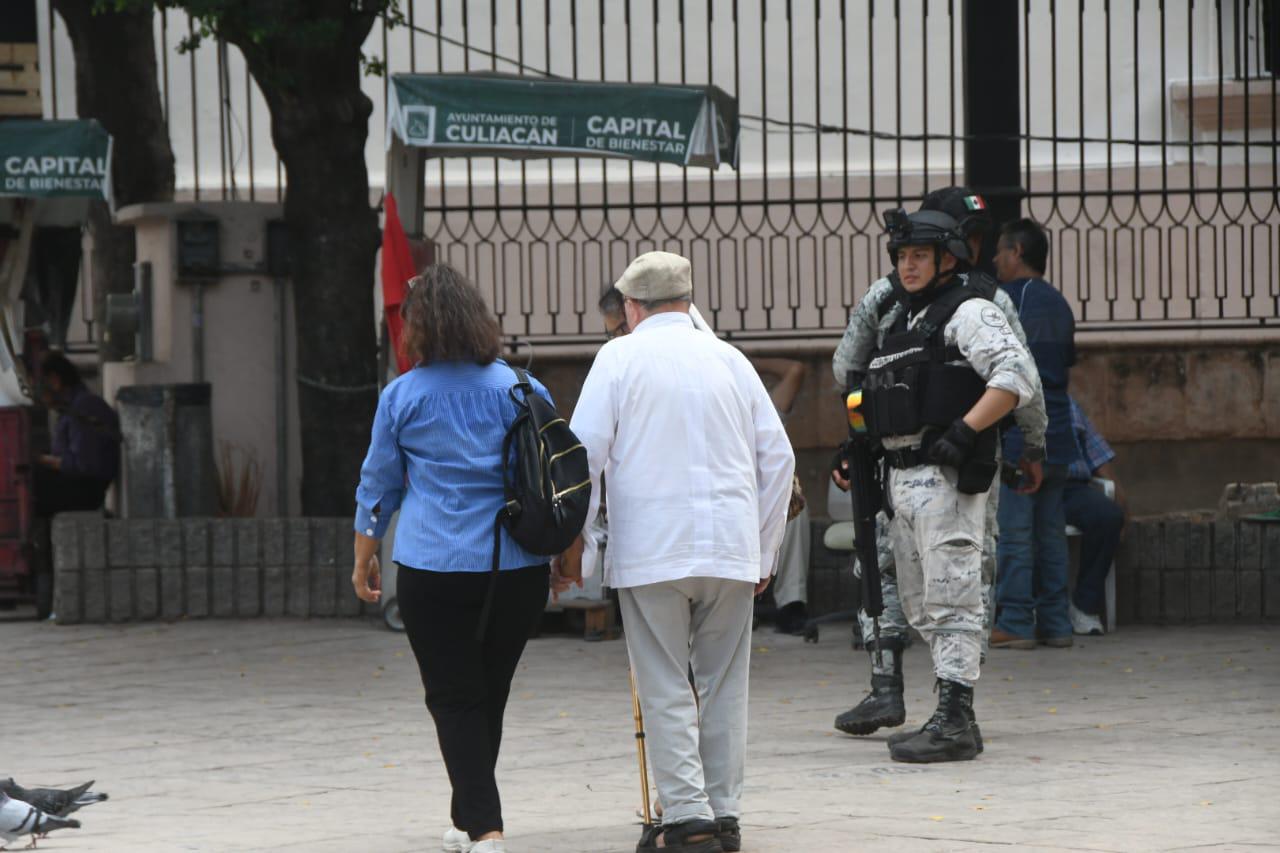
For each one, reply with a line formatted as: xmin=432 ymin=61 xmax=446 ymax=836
xmin=1 ymin=616 xmax=1277 ymax=852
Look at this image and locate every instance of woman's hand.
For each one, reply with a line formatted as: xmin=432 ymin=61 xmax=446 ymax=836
xmin=557 ymin=536 xmax=585 ymax=581
xmin=548 ymin=561 xmax=579 ymax=602
xmin=550 ymin=537 xmax=585 ymax=603
xmin=352 ymin=532 xmax=382 ymax=603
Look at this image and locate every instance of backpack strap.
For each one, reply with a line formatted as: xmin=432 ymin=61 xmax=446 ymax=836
xmin=876 ymin=280 xmax=900 ymax=320
xmin=479 ymin=426 xmax=519 ymax=642
xmin=509 ymin=365 xmax=534 ymax=399
xmin=965 ymin=269 xmax=999 ymax=301
xmin=919 ymin=285 xmax=980 ymax=364
xmin=499 ymin=413 xmax=524 ymax=519
xmin=877 ymin=273 xmax=909 ymax=327
xmin=476 ymin=507 xmax=506 ymax=643
xmin=478 ymin=367 xmax=536 ymax=642
xmin=915 ymin=281 xmax=978 ymax=341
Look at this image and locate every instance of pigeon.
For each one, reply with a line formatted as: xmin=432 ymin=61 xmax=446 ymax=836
xmin=0 ymin=791 xmax=80 ymax=849
xmin=0 ymin=779 xmax=107 ymax=819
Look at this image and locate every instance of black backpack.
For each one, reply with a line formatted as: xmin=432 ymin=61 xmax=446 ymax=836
xmin=478 ymin=366 xmax=591 ymax=637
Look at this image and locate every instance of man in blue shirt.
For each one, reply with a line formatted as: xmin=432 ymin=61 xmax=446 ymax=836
xmin=990 ymin=219 xmax=1080 ymax=648
xmin=1064 ymin=397 xmax=1128 ymax=635
xmin=35 ymin=352 xmax=120 ymax=517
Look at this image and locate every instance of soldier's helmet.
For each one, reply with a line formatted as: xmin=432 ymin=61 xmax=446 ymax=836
xmin=883 ymin=208 xmax=971 ymax=269
xmin=919 ymin=186 xmax=993 ymax=241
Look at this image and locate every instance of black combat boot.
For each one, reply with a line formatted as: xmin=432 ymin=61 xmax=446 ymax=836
xmin=888 ymin=679 xmax=979 ymax=763
xmin=958 ymin=683 xmax=983 ymax=753
xmin=888 ymin=680 xmax=983 ymax=752
xmin=834 ymin=637 xmax=906 ymax=736
xmin=886 ymin=722 xmax=919 ymax=747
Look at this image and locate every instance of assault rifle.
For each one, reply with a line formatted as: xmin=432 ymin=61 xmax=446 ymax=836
xmin=844 ymin=372 xmax=885 ymax=668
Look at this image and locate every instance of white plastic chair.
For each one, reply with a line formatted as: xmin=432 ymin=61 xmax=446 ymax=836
xmin=823 ymin=479 xmax=856 ymax=552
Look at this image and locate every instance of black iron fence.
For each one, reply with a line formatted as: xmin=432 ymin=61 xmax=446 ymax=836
xmin=44 ymin=0 xmax=1280 ymax=339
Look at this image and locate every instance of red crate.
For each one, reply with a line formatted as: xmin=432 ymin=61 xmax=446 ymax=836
xmin=0 ymin=406 xmax=34 ymax=593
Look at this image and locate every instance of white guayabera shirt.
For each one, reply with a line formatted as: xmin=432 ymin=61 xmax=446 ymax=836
xmin=570 ymin=311 xmax=796 ymax=589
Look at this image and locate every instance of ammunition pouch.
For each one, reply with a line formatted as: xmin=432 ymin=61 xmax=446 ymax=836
xmin=954 ymin=427 xmax=999 ymax=495
xmin=863 ymin=341 xmax=988 ymax=439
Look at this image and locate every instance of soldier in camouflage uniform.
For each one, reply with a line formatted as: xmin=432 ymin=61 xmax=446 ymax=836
xmin=832 ymin=190 xmax=1047 ymax=742
xmin=831 ymin=208 xmax=1038 ymax=763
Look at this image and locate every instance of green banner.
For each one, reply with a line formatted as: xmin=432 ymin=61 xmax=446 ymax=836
xmin=388 ymin=73 xmax=738 ymax=170
xmin=0 ymin=119 xmax=112 ymax=199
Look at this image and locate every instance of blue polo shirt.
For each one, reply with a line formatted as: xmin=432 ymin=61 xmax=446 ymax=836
xmin=999 ymin=277 xmax=1079 ymax=466
xmin=354 ymin=360 xmax=552 ymax=572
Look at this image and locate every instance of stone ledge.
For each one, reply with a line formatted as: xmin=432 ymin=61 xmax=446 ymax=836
xmin=1116 ymin=515 xmax=1280 ymax=625
xmin=804 ymin=516 xmax=1280 ymax=627
xmin=54 ymin=515 xmax=1278 ymax=627
xmin=53 ymin=516 xmax=377 ymax=625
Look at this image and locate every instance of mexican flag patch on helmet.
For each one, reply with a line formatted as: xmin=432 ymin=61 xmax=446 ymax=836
xmin=964 ymin=194 xmax=987 ymax=211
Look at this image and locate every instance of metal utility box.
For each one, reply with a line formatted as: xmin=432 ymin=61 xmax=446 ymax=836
xmin=176 ymin=217 xmax=221 ymax=279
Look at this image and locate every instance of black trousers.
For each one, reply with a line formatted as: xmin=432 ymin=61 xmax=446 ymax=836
xmin=33 ymin=466 xmax=109 ymax=518
xmin=397 ymin=562 xmax=549 ymax=840
xmin=1062 ymin=481 xmax=1125 ymax=616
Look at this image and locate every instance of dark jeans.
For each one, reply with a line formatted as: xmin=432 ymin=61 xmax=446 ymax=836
xmin=1062 ymin=481 xmax=1125 ymax=616
xmin=996 ymin=464 xmax=1072 ymax=639
xmin=397 ymin=563 xmax=549 ymax=841
xmin=34 ymin=466 xmax=110 ymax=518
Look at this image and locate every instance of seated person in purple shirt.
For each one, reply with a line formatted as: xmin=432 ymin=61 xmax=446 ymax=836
xmin=1064 ymin=396 xmax=1128 ymax=636
xmin=35 ymin=352 xmax=120 ymax=518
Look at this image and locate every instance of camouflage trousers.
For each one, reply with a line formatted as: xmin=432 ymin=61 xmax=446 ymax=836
xmin=856 ymin=475 xmax=999 ymax=678
xmin=981 ymin=472 xmax=1000 ymax=647
xmin=883 ymin=463 xmax=988 ymax=687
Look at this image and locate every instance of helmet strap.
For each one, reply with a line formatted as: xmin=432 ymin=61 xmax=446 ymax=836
xmin=922 ymin=245 xmax=947 ymax=292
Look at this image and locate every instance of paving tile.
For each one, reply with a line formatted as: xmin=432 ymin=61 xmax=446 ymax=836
xmin=0 ymin=620 xmax=1275 ymax=852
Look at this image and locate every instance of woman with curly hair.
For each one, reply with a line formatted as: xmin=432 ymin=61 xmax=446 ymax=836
xmin=352 ymin=263 xmax=551 ymax=853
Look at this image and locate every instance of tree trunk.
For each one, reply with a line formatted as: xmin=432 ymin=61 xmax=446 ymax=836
xmin=273 ymin=107 xmax=379 ymax=517
xmin=236 ymin=17 xmax=380 ymax=517
xmin=52 ymin=0 xmax=175 ymax=360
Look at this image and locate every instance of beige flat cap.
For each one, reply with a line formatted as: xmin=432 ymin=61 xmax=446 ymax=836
xmin=614 ymin=251 xmax=692 ymax=301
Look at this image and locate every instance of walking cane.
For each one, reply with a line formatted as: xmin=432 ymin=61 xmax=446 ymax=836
xmin=629 ymin=668 xmax=657 ymax=837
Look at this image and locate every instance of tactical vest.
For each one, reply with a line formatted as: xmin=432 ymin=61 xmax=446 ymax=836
xmin=861 ymin=283 xmax=989 ymax=440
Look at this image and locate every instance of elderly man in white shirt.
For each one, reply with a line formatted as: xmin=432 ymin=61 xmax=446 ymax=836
xmin=564 ymin=251 xmax=795 ymax=853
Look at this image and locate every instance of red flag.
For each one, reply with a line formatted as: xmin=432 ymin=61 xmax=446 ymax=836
xmin=380 ymin=194 xmax=415 ymax=374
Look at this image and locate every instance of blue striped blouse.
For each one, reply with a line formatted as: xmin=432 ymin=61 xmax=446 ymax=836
xmin=354 ymin=360 xmax=553 ymax=572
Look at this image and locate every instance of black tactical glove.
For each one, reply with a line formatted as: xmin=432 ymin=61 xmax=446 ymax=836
xmin=928 ymin=419 xmax=977 ymax=470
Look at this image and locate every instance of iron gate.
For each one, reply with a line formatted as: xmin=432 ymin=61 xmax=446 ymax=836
xmin=43 ymin=0 xmax=1280 ymax=340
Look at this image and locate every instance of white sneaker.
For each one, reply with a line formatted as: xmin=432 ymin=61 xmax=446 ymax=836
xmin=469 ymin=841 xmax=506 ymax=853
xmin=1070 ymin=603 xmax=1104 ymax=636
xmin=442 ymin=827 xmax=469 ymax=853
xmin=443 ymin=830 xmax=507 ymax=853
